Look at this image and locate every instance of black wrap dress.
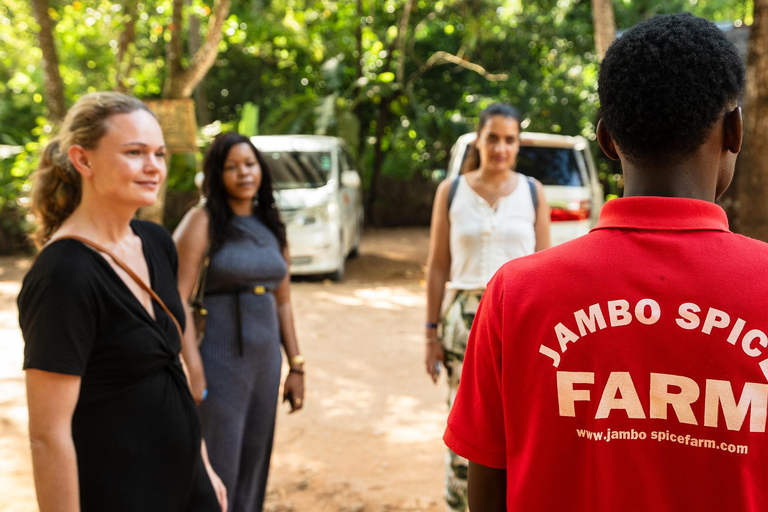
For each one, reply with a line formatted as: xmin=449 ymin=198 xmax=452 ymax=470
xmin=17 ymin=220 xmax=219 ymax=512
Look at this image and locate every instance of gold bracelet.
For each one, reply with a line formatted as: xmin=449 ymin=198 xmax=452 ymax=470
xmin=426 ymin=337 xmax=440 ymax=344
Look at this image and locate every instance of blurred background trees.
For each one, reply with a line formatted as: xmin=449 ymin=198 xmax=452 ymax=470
xmin=0 ymin=0 xmax=756 ymax=252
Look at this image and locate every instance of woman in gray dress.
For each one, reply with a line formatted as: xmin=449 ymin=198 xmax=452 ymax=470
xmin=174 ymin=132 xmax=305 ymax=512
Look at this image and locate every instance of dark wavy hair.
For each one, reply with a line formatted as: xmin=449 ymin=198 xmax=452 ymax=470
xmin=598 ymin=13 xmax=744 ymax=165
xmin=460 ymin=103 xmax=522 ymax=174
xmin=202 ymin=132 xmax=287 ymax=254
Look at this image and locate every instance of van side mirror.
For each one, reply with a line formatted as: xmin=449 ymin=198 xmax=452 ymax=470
xmin=341 ymin=170 xmax=361 ymax=188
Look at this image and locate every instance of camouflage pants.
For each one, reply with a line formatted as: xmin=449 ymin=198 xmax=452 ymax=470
xmin=441 ymin=289 xmax=484 ymax=512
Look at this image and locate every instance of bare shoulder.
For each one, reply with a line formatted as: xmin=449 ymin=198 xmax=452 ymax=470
xmin=173 ymin=205 xmax=209 ymax=242
xmin=435 ymin=174 xmax=463 ymax=200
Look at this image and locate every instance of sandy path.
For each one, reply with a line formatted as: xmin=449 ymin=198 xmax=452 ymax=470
xmin=0 ymin=228 xmax=449 ymax=512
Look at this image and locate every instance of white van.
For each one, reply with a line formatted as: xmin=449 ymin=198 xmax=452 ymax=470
xmin=447 ymin=132 xmax=604 ymax=246
xmin=250 ymin=135 xmax=364 ymax=281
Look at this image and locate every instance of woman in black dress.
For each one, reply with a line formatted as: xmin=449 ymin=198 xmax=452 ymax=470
xmin=17 ymin=92 xmax=227 ymax=512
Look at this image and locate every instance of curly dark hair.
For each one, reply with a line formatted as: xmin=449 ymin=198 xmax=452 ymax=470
xmin=598 ymin=13 xmax=745 ymax=165
xmin=460 ymin=103 xmax=522 ymax=174
xmin=202 ymin=132 xmax=287 ymax=255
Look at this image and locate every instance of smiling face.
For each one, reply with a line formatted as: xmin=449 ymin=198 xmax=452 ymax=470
xmin=221 ymin=142 xmax=262 ymax=202
xmin=81 ymin=109 xmax=167 ymax=208
xmin=475 ymin=114 xmax=521 ymax=173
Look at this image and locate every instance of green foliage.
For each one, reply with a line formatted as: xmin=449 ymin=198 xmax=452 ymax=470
xmin=238 ymin=102 xmax=260 ymax=136
xmin=0 ymin=0 xmax=754 ymax=241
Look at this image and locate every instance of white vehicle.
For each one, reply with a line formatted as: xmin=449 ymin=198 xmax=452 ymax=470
xmin=250 ymin=135 xmax=364 ymax=281
xmin=447 ymin=132 xmax=604 ymax=246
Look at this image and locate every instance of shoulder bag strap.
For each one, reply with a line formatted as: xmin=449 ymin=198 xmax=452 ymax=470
xmin=447 ymin=176 xmax=461 ymax=211
xmin=191 ymin=244 xmax=210 ymax=304
xmin=53 ymin=235 xmax=184 ymax=343
xmin=526 ymin=176 xmax=539 ymax=225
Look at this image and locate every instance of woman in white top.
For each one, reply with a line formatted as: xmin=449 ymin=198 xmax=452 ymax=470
xmin=424 ymin=103 xmax=550 ymax=512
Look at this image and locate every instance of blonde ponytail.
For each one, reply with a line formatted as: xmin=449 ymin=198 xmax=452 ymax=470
xmin=30 ymin=139 xmax=82 ymax=247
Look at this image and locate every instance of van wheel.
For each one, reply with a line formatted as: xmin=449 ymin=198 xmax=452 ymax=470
xmin=329 ymin=233 xmax=345 ymax=282
xmin=348 ymin=217 xmax=363 ymax=259
xmin=329 ymin=264 xmax=344 ymax=282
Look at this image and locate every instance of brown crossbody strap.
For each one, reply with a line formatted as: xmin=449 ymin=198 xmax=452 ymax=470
xmin=53 ymin=235 xmax=184 ymax=343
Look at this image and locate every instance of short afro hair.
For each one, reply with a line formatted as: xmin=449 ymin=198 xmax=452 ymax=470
xmin=598 ymin=13 xmax=744 ymax=165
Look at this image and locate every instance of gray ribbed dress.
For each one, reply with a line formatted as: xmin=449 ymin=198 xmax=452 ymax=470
xmin=198 ymin=215 xmax=287 ymax=512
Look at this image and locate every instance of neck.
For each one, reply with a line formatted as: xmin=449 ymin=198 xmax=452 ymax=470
xmin=621 ymin=159 xmax=718 ymax=203
xmin=61 ymin=192 xmax=137 ymax=245
xmin=477 ymin=166 xmax=512 ymax=184
xmin=228 ymin=198 xmax=255 ymax=216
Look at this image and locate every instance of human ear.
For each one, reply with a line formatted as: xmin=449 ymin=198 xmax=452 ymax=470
xmin=596 ymin=119 xmax=620 ymax=161
xmin=723 ymin=106 xmax=742 ymax=154
xmin=67 ymin=145 xmax=93 ymax=178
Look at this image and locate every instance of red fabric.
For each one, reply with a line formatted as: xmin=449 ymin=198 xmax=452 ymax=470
xmin=445 ymin=196 xmax=768 ymax=512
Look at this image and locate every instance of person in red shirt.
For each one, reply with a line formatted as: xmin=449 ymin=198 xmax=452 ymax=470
xmin=443 ymin=13 xmax=766 ymax=511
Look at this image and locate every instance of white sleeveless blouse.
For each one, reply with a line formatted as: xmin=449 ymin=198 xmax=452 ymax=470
xmin=448 ymin=174 xmax=536 ymax=290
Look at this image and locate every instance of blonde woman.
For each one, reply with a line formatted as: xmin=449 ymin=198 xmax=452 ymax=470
xmin=17 ymin=92 xmax=226 ymax=512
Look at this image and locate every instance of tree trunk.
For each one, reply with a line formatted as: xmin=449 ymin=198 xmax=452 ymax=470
xmin=167 ymin=0 xmax=185 ymax=85
xmin=366 ymin=97 xmax=392 ymax=223
xmin=395 ymin=0 xmax=414 ymax=84
xmin=30 ymin=0 xmax=65 ymax=122
xmin=737 ymin=0 xmax=768 ymax=241
xmin=364 ymin=1 xmax=414 ymax=223
xmin=354 ymin=0 xmax=366 ymax=167
xmin=591 ymin=0 xmax=616 ymax=61
xmin=115 ymin=0 xmax=138 ymax=93
xmin=148 ymin=0 xmax=230 ymax=224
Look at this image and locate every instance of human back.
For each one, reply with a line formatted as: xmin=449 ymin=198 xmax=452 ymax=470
xmin=463 ymin=205 xmax=768 ymax=510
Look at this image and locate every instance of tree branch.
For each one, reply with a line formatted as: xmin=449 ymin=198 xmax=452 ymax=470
xmin=167 ymin=0 xmax=231 ymax=99
xmin=30 ymin=0 xmax=65 ymax=121
xmin=414 ymin=51 xmax=508 ymax=82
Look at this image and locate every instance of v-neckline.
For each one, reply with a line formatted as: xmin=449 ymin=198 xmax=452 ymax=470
xmin=58 ymin=224 xmax=163 ymax=330
xmin=463 ymin=172 xmax=520 ymax=211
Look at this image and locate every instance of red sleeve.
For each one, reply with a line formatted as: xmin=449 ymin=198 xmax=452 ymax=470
xmin=443 ymin=272 xmax=506 ymax=469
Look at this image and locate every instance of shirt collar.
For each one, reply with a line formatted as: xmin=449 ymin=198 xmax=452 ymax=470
xmin=592 ymin=196 xmax=730 ymax=232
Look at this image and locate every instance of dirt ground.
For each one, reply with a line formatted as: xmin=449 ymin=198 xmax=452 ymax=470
xmin=0 ymin=228 xmax=451 ymax=512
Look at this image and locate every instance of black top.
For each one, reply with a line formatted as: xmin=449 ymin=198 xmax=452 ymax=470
xmin=18 ymin=220 xmax=217 ymax=512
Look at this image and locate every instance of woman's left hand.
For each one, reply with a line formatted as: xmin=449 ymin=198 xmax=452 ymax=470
xmin=283 ymin=370 xmax=305 ymax=414
xmin=205 ymin=462 xmax=228 ymax=512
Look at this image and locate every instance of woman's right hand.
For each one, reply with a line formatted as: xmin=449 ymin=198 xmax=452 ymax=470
xmin=425 ymin=338 xmax=445 ymax=384
xmin=189 ymin=363 xmax=207 ymax=405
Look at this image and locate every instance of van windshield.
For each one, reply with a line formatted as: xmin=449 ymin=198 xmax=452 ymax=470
xmin=460 ymin=145 xmax=584 ymax=186
xmin=263 ymin=151 xmax=332 ymax=189
xmin=516 ymin=147 xmax=583 ymax=186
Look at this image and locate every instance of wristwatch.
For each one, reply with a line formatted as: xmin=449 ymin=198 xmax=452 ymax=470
xmin=289 ymin=354 xmax=306 ymax=367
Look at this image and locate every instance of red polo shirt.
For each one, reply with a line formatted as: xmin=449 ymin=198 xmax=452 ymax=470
xmin=445 ymin=196 xmax=768 ymax=511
